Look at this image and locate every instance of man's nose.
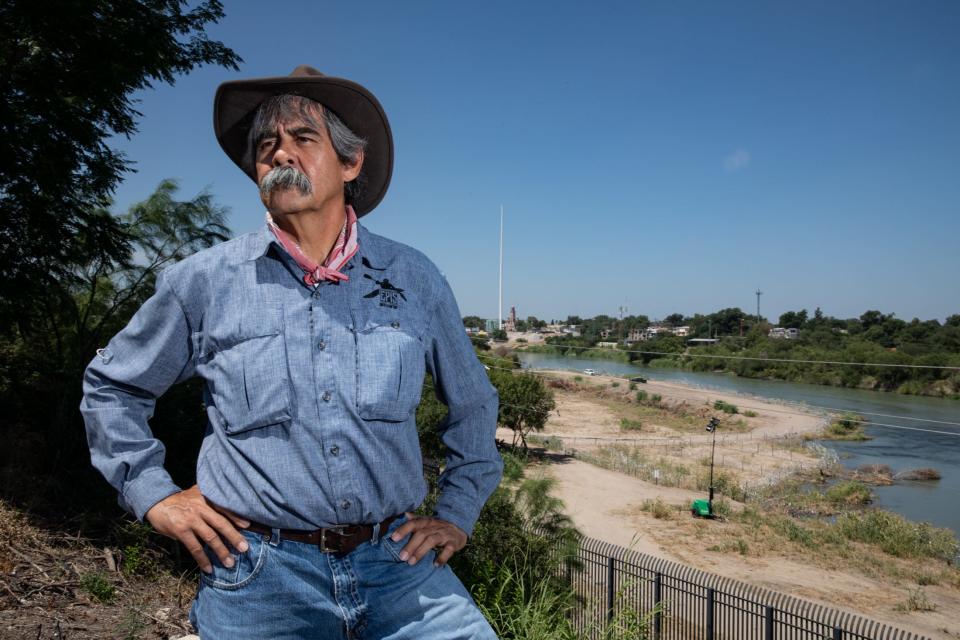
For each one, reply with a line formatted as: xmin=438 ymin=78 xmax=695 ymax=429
xmin=272 ymin=142 xmax=296 ymax=167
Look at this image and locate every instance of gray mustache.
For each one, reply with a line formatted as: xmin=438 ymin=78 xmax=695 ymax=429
xmin=259 ymin=166 xmax=313 ymax=196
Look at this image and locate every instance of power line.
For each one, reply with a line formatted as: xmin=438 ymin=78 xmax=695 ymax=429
xmin=471 ymin=337 xmax=960 ymax=370
xmin=463 ymin=357 xmax=960 ymax=438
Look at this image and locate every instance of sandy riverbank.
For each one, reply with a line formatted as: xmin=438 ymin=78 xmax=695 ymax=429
xmin=503 ymin=371 xmax=960 ymax=640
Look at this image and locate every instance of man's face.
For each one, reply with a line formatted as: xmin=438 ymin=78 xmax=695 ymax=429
xmin=254 ymin=107 xmax=362 ymax=217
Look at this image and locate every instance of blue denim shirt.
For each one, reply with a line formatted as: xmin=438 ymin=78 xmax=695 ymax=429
xmin=80 ymin=224 xmax=502 ymax=536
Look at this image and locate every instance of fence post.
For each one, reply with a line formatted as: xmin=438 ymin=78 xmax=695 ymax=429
xmin=653 ymin=571 xmax=662 ymax=640
xmin=706 ymin=588 xmax=715 ymax=640
xmin=833 ymin=627 xmax=842 ymax=640
xmin=765 ymin=606 xmax=775 ymax=640
xmin=606 ymin=556 xmax=615 ymax=625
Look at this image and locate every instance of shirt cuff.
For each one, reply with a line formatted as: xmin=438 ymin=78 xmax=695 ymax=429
xmin=121 ymin=468 xmax=182 ymax=522
xmin=434 ymin=493 xmax=481 ymax=538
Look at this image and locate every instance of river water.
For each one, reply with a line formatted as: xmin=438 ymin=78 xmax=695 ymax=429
xmin=517 ymin=353 xmax=960 ymax=537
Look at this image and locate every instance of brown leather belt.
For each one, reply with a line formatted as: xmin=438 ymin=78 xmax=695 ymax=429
xmin=244 ymin=515 xmax=399 ymax=554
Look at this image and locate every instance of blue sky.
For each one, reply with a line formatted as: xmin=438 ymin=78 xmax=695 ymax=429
xmin=111 ymin=0 xmax=960 ymax=324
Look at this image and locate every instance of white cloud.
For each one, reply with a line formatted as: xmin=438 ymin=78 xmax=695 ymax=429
xmin=723 ymin=148 xmax=751 ymax=173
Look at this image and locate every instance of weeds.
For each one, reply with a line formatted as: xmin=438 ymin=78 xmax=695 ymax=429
xmin=528 ymin=434 xmax=565 ymax=452
xmin=836 ymin=510 xmax=959 ymax=562
xmin=80 ymin=571 xmax=115 ymax=603
xmin=743 ymin=410 xmax=758 ymax=417
xmin=894 ymin=587 xmax=937 ymax=612
xmin=640 ymin=498 xmax=674 ymax=520
xmin=619 ymin=417 xmax=643 ymax=431
xmin=502 ymin=449 xmax=527 ymax=482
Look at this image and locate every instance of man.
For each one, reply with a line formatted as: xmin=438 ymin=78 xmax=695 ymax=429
xmin=81 ymin=65 xmax=502 ymax=639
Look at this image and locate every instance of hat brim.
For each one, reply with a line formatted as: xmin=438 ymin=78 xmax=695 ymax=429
xmin=214 ymin=74 xmax=393 ymax=217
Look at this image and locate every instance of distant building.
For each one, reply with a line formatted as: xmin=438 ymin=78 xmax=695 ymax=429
xmin=688 ymin=338 xmax=719 ymax=346
xmin=596 ymin=341 xmax=618 ymax=348
xmin=769 ymin=327 xmax=799 ymax=339
xmin=504 ymin=306 xmax=517 ymax=332
xmin=561 ymin=326 xmax=581 ymax=338
xmin=673 ymin=326 xmax=690 ymax=337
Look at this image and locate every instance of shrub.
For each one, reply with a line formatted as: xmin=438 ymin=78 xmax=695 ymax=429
xmin=501 ymin=449 xmax=527 ymax=482
xmin=611 ymin=381 xmax=620 ymax=388
xmin=713 ymin=400 xmax=738 ymax=414
xmin=743 ymin=410 xmax=758 ymax=418
xmin=574 ymin=375 xmax=583 ymax=382
xmin=628 ymin=382 xmax=637 ymax=390
xmin=619 ymin=418 xmax=643 ymax=432
xmin=635 ymin=390 xmax=647 ymax=403
xmin=453 ymin=477 xmax=580 ymax=635
xmin=826 ymin=481 xmax=872 ymax=506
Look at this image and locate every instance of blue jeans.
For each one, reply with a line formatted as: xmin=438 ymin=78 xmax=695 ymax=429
xmin=189 ymin=516 xmax=498 ymax=639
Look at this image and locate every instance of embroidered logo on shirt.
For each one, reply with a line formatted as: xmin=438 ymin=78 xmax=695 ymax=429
xmin=362 ymin=274 xmax=407 ymax=309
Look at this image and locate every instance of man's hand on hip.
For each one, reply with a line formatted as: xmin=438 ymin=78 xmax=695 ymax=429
xmin=145 ymin=485 xmax=251 ymax=574
xmin=390 ymin=513 xmax=467 ymax=567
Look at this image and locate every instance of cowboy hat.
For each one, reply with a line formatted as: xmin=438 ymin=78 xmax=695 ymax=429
xmin=214 ymin=65 xmax=393 ymax=216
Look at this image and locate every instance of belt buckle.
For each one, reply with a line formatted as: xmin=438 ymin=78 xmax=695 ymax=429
xmin=319 ymin=525 xmax=349 ymax=553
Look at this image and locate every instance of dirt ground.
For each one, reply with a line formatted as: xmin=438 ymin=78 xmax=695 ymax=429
xmin=522 ymin=372 xmax=960 ymax=640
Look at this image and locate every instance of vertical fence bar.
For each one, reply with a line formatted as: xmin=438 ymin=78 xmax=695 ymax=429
xmin=706 ymin=588 xmax=715 ymax=640
xmin=765 ymin=606 xmax=775 ymax=640
xmin=833 ymin=627 xmax=843 ymax=640
xmin=607 ymin=556 xmax=615 ymax=625
xmin=653 ymin=571 xmax=662 ymax=640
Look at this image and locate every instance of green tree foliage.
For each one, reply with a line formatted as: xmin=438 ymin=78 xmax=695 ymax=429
xmin=490 ymin=369 xmax=556 ymax=450
xmin=663 ymin=312 xmax=685 ymax=327
xmin=462 ymin=315 xmax=485 ymax=330
xmin=0 ymin=0 xmax=240 ymax=318
xmin=0 ymin=181 xmax=230 ymax=513
xmin=778 ymin=309 xmax=808 ymax=329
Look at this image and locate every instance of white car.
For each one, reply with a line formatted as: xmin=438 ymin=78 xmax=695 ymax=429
xmin=582 ymin=368 xmax=596 ymax=376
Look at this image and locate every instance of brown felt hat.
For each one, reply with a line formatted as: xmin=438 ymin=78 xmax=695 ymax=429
xmin=214 ymin=65 xmax=393 ymax=216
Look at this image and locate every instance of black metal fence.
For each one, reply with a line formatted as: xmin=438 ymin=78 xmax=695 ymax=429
xmin=559 ymin=535 xmax=928 ymax=640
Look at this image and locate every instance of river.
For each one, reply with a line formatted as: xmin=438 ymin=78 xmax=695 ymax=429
xmin=517 ymin=352 xmax=960 ymax=537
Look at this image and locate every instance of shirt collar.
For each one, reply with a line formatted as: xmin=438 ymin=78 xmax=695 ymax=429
xmin=245 ymin=224 xmax=280 ymax=262
xmin=245 ymin=217 xmax=372 ymax=272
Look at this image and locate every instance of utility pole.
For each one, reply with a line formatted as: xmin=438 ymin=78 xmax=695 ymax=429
xmin=618 ymin=305 xmax=627 ymax=343
xmin=755 ymin=289 xmax=763 ymax=325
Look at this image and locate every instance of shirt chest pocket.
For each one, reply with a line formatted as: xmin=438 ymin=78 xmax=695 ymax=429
xmin=201 ymin=309 xmax=292 ymax=434
xmin=354 ymin=321 xmax=426 ymax=422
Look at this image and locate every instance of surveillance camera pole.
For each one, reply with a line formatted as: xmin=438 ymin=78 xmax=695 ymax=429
xmin=706 ymin=417 xmax=720 ymax=516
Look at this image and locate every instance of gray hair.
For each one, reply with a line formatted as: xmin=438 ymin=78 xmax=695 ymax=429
xmin=246 ymin=94 xmax=367 ymax=205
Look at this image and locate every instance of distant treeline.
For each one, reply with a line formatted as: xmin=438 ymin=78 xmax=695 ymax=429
xmin=500 ymin=308 xmax=960 ymax=399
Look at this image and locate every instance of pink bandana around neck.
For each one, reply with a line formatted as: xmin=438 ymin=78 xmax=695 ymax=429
xmin=266 ymin=206 xmax=360 ymax=286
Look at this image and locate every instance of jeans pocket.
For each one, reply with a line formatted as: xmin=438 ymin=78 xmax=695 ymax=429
xmin=355 ymin=323 xmax=425 ymax=422
xmin=200 ymin=530 xmax=270 ymax=591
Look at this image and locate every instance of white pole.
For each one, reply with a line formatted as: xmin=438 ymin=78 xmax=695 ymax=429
xmin=498 ymin=204 xmax=504 ymax=331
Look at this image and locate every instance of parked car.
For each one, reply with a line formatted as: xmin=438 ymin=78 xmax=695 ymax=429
xmin=583 ymin=368 xmax=596 ymax=376
xmin=628 ymin=376 xmax=647 ymax=383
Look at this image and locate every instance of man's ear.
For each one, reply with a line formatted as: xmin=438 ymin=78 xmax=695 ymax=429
xmin=342 ymin=148 xmax=364 ymax=183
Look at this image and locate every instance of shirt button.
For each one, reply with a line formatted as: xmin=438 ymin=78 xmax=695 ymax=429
xmin=390 ymin=321 xmax=400 ymax=328
xmin=340 ymin=499 xmax=351 ymax=510
xmin=318 ymin=340 xmax=326 ymax=351
xmin=322 ymin=391 xmax=331 ymax=402
xmin=329 ymin=445 xmax=340 ymax=456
